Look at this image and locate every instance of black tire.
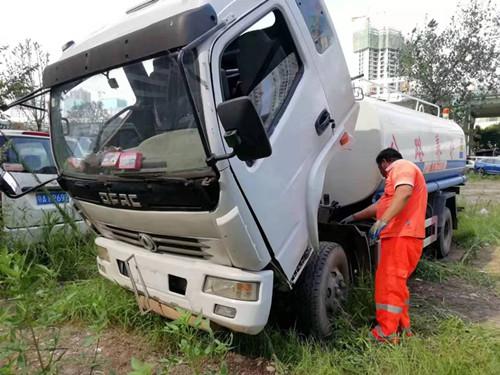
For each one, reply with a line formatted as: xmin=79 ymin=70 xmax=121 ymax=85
xmin=295 ymin=242 xmax=350 ymax=339
xmin=436 ymin=207 xmax=453 ymax=258
xmin=479 ymin=168 xmax=486 ymax=176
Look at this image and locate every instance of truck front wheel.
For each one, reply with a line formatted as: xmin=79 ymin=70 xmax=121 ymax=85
xmin=295 ymin=242 xmax=350 ymax=338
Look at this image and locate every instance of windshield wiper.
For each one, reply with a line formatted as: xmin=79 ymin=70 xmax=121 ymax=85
xmin=109 ymin=169 xmax=216 ymax=184
xmin=113 ymin=171 xmax=182 ymax=179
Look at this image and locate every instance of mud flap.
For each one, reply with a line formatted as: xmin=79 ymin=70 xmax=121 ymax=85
xmin=318 ymin=222 xmax=373 ymax=279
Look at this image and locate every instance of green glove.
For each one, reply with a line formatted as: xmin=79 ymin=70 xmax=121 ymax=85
xmin=369 ymin=220 xmax=387 ymax=240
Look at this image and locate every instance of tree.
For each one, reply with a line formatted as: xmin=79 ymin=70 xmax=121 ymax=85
xmin=66 ymin=100 xmax=110 ymax=124
xmin=477 ymin=123 xmax=500 ymax=149
xmin=0 ymin=45 xmax=10 ymax=105
xmin=0 ymin=39 xmax=50 ymax=130
xmin=400 ymin=0 xmax=500 ymax=129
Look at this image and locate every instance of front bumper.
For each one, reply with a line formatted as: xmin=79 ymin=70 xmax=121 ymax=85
xmin=95 ymin=237 xmax=274 ymax=334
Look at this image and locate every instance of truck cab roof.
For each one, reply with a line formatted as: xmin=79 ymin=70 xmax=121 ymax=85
xmin=52 ymin=0 xmax=265 ymax=70
xmin=46 ymin=0 xmax=254 ymax=87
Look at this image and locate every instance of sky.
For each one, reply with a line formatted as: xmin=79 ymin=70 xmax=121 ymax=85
xmin=1 ymin=0 xmax=485 ymax=74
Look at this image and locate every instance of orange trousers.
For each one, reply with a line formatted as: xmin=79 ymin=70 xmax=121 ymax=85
xmin=371 ymin=236 xmax=423 ymax=342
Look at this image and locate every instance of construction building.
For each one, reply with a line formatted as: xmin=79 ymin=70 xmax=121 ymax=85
xmin=352 ymin=16 xmax=404 ymax=98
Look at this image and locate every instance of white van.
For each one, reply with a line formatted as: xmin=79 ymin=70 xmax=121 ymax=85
xmin=0 ymin=130 xmax=86 ymax=241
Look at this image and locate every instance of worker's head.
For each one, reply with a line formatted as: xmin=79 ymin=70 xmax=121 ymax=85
xmin=376 ymin=148 xmax=403 ymax=177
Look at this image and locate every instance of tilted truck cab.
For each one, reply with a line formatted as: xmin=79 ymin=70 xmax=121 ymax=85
xmin=1 ymin=0 xmax=466 ymax=338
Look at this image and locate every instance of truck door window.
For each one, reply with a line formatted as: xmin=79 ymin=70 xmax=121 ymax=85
xmin=220 ymin=10 xmax=303 ymax=136
xmin=295 ymin=0 xmax=334 ymax=53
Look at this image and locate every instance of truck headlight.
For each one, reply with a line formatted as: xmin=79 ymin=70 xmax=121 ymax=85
xmin=96 ymin=245 xmax=110 ymax=262
xmin=203 ymin=277 xmax=259 ymax=301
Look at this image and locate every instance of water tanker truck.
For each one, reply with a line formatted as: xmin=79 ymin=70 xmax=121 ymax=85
xmin=0 ymin=0 xmax=466 ymax=338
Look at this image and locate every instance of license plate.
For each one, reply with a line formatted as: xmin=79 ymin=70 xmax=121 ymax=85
xmin=36 ymin=192 xmax=69 ymax=205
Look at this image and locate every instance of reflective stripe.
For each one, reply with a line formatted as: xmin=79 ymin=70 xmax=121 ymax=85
xmin=376 ymin=303 xmax=403 ymax=314
xmin=374 ymin=325 xmax=398 ymax=339
xmin=375 ymin=325 xmax=385 ymax=337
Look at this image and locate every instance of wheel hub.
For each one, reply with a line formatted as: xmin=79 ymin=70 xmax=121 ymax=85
xmin=326 ymin=269 xmax=346 ymax=312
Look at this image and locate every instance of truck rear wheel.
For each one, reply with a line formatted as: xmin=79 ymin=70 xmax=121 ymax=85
xmin=295 ymin=242 xmax=349 ymax=338
xmin=436 ymin=207 xmax=453 ymax=258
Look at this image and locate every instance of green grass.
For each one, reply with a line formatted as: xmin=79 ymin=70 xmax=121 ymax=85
xmin=39 ymin=273 xmax=498 ymax=375
xmin=413 ymin=198 xmax=500 ymax=287
xmin=265 ymin=318 xmax=499 ymax=375
xmin=46 ymin=278 xmax=168 ymax=337
xmin=454 ymin=202 xmax=500 ymax=251
xmin=414 ymin=258 xmax=496 ymax=287
xmin=233 ymin=280 xmax=500 ymax=375
xmin=464 ymin=173 xmax=500 ymax=183
xmin=1 ymin=213 xmax=97 ymax=282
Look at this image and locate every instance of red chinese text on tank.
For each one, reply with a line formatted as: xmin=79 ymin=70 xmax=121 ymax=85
xmin=414 ymin=137 xmax=424 ymax=162
xmin=435 ymin=134 xmax=442 ymax=160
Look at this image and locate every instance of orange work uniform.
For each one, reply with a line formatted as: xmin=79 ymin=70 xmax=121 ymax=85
xmin=371 ymin=159 xmax=427 ymax=342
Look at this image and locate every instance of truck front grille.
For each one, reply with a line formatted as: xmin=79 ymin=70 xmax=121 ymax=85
xmin=101 ymin=224 xmax=211 ymax=258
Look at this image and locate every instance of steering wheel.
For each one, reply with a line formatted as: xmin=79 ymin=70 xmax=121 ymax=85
xmin=93 ymin=105 xmax=136 ymax=152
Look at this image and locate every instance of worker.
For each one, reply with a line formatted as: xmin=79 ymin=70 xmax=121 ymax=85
xmin=341 ymin=148 xmax=427 ymax=343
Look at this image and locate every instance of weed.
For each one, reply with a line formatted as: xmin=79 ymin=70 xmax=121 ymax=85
xmin=414 ymin=199 xmax=500 ymax=286
xmin=2 ymin=214 xmax=95 ymax=283
xmin=163 ymin=313 xmax=232 ymax=375
xmin=464 ymin=173 xmax=500 ymax=183
xmin=0 ymin=246 xmax=65 ymax=373
xmin=454 ymin=201 xmax=500 ymax=251
xmin=44 ymin=278 xmax=162 ymax=332
xmin=415 ymin=258 xmax=495 ymax=287
xmin=35 ymin=215 xmax=96 ymax=281
xmin=251 ymin=316 xmax=500 ymax=375
xmin=128 ymin=358 xmax=155 ymax=375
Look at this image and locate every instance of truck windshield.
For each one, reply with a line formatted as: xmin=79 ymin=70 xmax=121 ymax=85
xmin=50 ymin=53 xmax=209 ymax=179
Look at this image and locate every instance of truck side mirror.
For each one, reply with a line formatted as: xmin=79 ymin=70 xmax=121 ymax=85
xmin=216 ymin=97 xmax=272 ymax=162
xmin=62 ymin=117 xmax=70 ymax=135
xmin=0 ymin=165 xmax=57 ymax=199
xmin=0 ymin=167 xmax=19 ymax=197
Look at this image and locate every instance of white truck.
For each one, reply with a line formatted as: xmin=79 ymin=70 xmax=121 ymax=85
xmin=1 ymin=0 xmax=466 ymax=338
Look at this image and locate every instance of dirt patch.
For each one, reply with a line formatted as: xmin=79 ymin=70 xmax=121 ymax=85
xmin=460 ymin=178 xmax=500 ymax=204
xmin=12 ymin=325 xmax=274 ymax=375
xmin=410 ymin=276 xmax=500 ymax=328
xmin=94 ymin=328 xmax=166 ymax=374
xmin=472 ymin=246 xmax=500 ymax=277
xmin=411 ymin=232 xmax=500 ymax=329
xmin=225 ymin=353 xmax=276 ymax=375
xmin=18 ymin=326 xmax=167 ymax=374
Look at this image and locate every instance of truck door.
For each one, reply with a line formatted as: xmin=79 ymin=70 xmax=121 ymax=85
xmin=211 ymin=3 xmax=334 ymax=279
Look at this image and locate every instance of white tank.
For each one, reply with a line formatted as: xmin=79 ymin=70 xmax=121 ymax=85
xmin=324 ymin=98 xmax=466 ymax=206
